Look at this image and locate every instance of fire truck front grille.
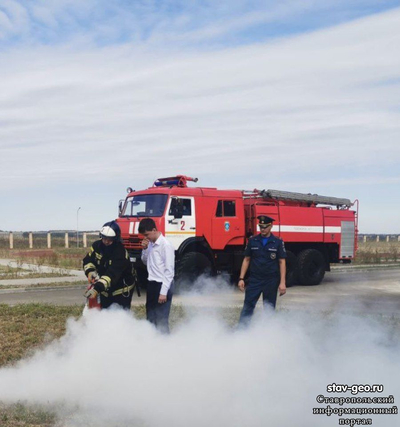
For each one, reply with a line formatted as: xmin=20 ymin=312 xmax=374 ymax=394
xmin=123 ymin=237 xmax=142 ymax=250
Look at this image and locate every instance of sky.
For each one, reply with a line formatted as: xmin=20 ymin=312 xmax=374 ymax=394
xmin=1 ymin=0 xmax=400 ymax=233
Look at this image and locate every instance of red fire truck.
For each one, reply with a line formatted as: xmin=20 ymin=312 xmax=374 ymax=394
xmin=117 ymin=175 xmax=358 ymax=288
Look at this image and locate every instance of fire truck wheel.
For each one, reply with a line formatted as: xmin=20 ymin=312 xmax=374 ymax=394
xmin=297 ymin=249 xmax=325 ymax=286
xmin=285 ymin=251 xmax=298 ymax=287
xmin=175 ymin=251 xmax=213 ymax=291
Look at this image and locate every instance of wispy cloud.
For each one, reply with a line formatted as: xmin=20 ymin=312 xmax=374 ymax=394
xmin=1 ymin=0 xmax=399 ymax=48
xmin=0 ymin=5 xmax=400 ymax=232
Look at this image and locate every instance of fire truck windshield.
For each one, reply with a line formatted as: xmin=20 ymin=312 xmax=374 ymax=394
xmin=121 ymin=194 xmax=168 ymax=217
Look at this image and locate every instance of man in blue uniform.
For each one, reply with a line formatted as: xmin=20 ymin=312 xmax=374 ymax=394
xmin=238 ymin=215 xmax=287 ymax=325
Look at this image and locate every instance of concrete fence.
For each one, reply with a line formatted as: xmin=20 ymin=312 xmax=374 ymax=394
xmin=359 ymin=235 xmax=400 ymax=243
xmin=1 ymin=232 xmax=399 ymax=250
xmin=5 ymin=232 xmax=93 ymax=250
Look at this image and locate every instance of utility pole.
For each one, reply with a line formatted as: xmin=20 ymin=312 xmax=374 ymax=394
xmin=77 ymin=207 xmax=81 ymax=248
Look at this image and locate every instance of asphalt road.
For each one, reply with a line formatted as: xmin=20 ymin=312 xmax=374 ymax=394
xmin=1 ymin=266 xmax=399 ymax=316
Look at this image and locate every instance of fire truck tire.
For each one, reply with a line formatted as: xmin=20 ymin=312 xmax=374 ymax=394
xmin=285 ymin=251 xmax=298 ymax=287
xmin=175 ymin=251 xmax=213 ymax=290
xmin=297 ymin=249 xmax=325 ymax=286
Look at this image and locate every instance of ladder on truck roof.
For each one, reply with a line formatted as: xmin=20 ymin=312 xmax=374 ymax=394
xmin=247 ymin=189 xmax=353 ymax=208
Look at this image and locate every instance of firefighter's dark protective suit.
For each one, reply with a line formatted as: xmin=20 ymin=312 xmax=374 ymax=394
xmin=83 ymin=240 xmax=135 ymax=309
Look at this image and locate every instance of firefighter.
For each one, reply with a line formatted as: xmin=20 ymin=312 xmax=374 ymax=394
xmin=238 ymin=215 xmax=287 ymax=325
xmin=83 ymin=220 xmax=135 ymax=310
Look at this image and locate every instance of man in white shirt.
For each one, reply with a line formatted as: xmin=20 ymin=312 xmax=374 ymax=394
xmin=139 ymin=218 xmax=175 ymax=334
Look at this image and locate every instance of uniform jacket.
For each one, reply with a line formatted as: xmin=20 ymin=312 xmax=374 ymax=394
xmin=83 ymin=239 xmax=134 ymax=295
xmin=244 ymin=233 xmax=287 ymax=280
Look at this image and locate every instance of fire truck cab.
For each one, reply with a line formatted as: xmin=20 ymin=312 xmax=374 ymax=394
xmin=117 ymin=175 xmax=358 ymax=289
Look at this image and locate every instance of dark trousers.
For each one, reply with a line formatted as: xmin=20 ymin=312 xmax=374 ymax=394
xmin=239 ymin=276 xmax=279 ymax=325
xmin=100 ymin=291 xmax=133 ymax=310
xmin=146 ymin=280 xmax=173 ymax=334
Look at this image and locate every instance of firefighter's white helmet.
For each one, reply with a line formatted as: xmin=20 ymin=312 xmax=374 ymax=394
xmin=99 ymin=221 xmax=121 ymax=241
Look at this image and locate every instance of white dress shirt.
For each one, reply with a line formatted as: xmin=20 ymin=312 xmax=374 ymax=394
xmin=141 ymin=233 xmax=175 ymax=296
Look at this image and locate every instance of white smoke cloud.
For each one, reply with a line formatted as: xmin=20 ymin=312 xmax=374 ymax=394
xmin=0 ymin=305 xmax=399 ymax=427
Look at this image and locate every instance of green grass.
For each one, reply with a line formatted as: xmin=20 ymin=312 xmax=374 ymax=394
xmin=0 ymin=281 xmax=85 ymax=290
xmin=0 ymin=304 xmax=84 ymax=367
xmin=0 ymin=402 xmax=56 ymax=427
xmin=0 ymin=265 xmax=25 ymax=279
xmin=0 ymin=265 xmax=24 ymax=273
xmin=0 ymin=247 xmax=92 ymax=270
xmin=0 ymin=271 xmax=73 ymax=280
xmin=0 ymin=263 xmax=73 ymax=280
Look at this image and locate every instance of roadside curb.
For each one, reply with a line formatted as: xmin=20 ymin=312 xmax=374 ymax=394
xmin=331 ymin=264 xmax=400 ymax=272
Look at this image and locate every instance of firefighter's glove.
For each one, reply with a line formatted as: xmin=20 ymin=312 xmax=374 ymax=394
xmin=88 ymin=271 xmax=99 ymax=284
xmin=84 ymin=287 xmax=98 ymax=299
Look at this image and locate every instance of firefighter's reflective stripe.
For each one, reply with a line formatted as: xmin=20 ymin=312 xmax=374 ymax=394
xmin=112 ymin=285 xmax=134 ymax=296
xmin=99 ymin=285 xmax=134 ymax=298
xmin=84 ymin=262 xmax=96 ymax=273
xmin=98 ymin=275 xmax=112 ymax=289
